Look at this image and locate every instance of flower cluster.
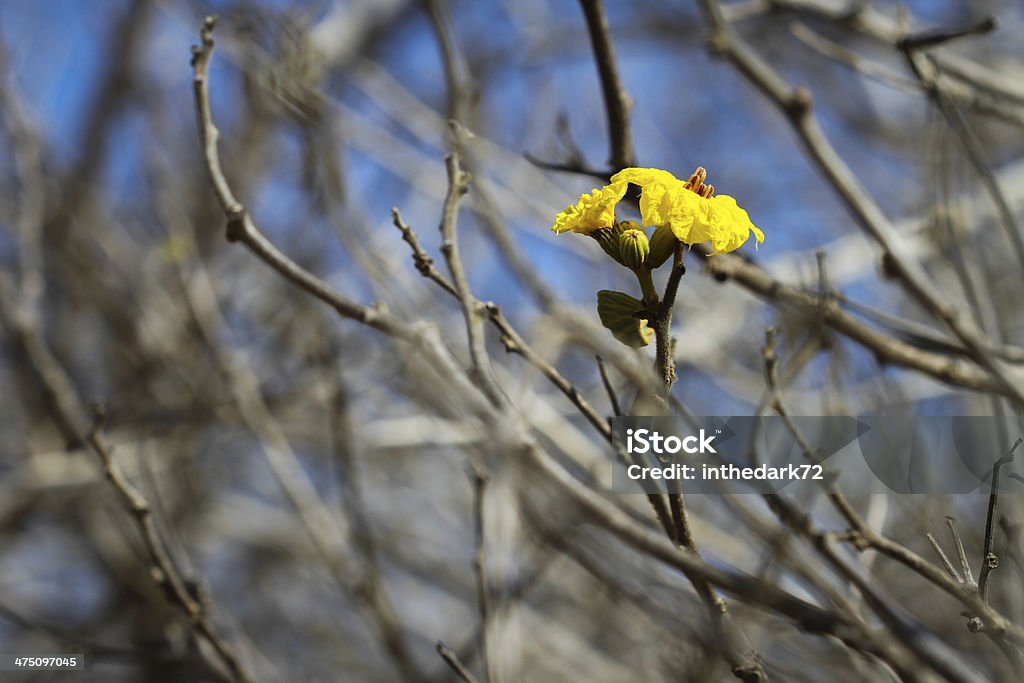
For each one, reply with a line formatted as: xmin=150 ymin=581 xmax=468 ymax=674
xmin=550 ymin=167 xmax=764 ymax=347
xmin=552 ymin=166 xmax=763 ymax=257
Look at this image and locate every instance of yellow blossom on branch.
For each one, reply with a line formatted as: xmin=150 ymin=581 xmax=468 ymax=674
xmin=551 ymin=181 xmax=628 ymax=234
xmin=550 ymin=167 xmax=763 ymax=255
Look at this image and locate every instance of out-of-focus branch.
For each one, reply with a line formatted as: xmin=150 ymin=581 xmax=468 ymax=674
xmin=0 ymin=286 xmax=253 ymax=683
xmin=789 ymin=22 xmax=918 ymax=92
xmin=43 ymin=0 xmax=153 ymax=244
xmin=790 ymin=19 xmax=1024 ymax=129
xmin=896 ymin=16 xmax=997 ymax=52
xmin=469 ymin=465 xmax=493 ymax=683
xmin=521 ymin=437 xmax=947 ymax=681
xmin=190 ymin=15 xmax=492 ymax=416
xmin=695 ymin=0 xmax=1024 ymax=409
xmin=438 ymin=148 xmax=505 ymax=408
xmin=760 ymin=330 xmax=1000 ymax=681
xmin=424 ymin=0 xmax=477 ymax=128
xmin=902 ymin=46 xmax=1024 ymax=285
xmin=701 ymin=250 xmax=1009 ymax=392
xmin=436 ymin=640 xmax=483 ymax=683
xmin=393 ymin=196 xmax=676 ymax=542
xmin=595 ymin=356 xmax=621 ymax=418
xmin=725 ymin=0 xmax=1024 ymax=106
xmin=325 ymin=362 xmax=420 ymax=681
xmin=391 ymin=208 xmax=612 ymax=440
xmin=577 ymin=0 xmax=635 ymax=170
xmin=522 ymin=152 xmax=613 ymax=182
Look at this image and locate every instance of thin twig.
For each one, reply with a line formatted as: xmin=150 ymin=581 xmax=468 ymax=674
xmin=701 ymin=250 xmax=1013 ymax=397
xmin=191 ymin=18 xmax=409 ymax=341
xmin=438 ymin=148 xmax=505 ymax=408
xmin=392 ymin=207 xmax=458 ymax=296
xmin=790 ymin=17 xmax=1024 ymax=128
xmin=790 ymin=21 xmax=919 ymax=92
xmin=423 ymin=0 xmax=476 ymax=129
xmin=762 ymin=326 xmax=1024 ymax=664
xmin=896 ymin=16 xmax=997 ymax=52
xmin=596 ymin=355 xmax=622 ymax=418
xmin=926 ymin=533 xmax=963 ymax=583
xmin=979 ymin=439 xmax=1022 ymax=603
xmin=436 ymin=640 xmax=483 ymax=683
xmin=469 ymin=464 xmax=493 ymax=683
xmin=946 ymin=516 xmax=976 ymax=589
xmin=758 ymin=339 xmax=984 ymax=681
xmin=522 ymin=152 xmax=613 ymax=181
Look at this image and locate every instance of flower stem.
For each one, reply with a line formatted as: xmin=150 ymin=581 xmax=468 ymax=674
xmin=635 ymin=266 xmax=658 ymax=308
xmin=653 ymin=248 xmax=685 ymax=394
xmin=652 ymin=248 xmax=700 ymax=549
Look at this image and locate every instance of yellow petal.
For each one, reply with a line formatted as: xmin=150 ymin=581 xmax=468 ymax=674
xmin=611 ymin=168 xmax=681 ymax=229
xmin=663 ymin=186 xmax=709 ymax=245
xmin=703 ymin=194 xmax=762 ymax=254
xmin=610 ymin=167 xmax=680 ymax=187
xmin=551 ymin=181 xmax=629 ymax=235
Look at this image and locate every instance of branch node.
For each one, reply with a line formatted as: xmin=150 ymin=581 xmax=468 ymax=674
xmin=787 ymin=87 xmax=813 ymax=117
xmin=225 ymin=213 xmax=245 ymax=242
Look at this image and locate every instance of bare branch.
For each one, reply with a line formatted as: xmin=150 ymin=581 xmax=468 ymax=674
xmin=0 ymin=286 xmax=253 ymax=683
xmin=577 ymin=0 xmax=635 ymax=170
xmin=979 ymin=439 xmax=1022 ymax=604
xmin=695 ymin=0 xmax=1024 ymax=409
xmin=436 ymin=640 xmax=483 ymax=683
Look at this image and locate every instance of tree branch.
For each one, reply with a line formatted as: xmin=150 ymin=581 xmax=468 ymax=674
xmin=695 ymin=0 xmax=1024 ymax=409
xmin=577 ymin=0 xmax=635 ymax=170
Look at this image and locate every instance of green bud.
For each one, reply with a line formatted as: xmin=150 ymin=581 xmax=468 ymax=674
xmin=647 ymin=224 xmax=680 ymax=269
xmin=590 ymin=225 xmax=625 ymax=265
xmin=618 ymin=224 xmax=650 ymax=270
xmin=596 ymin=290 xmax=653 ymax=348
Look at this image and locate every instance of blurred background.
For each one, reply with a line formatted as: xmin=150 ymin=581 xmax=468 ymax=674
xmin=1 ymin=0 xmax=1024 ymax=681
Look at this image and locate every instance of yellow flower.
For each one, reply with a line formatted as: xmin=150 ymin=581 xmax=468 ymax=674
xmin=611 ymin=168 xmax=763 ymax=254
xmin=550 ymin=167 xmax=763 ymax=255
xmin=551 ymin=181 xmax=628 ymax=234
xmin=702 ymin=195 xmax=763 ymax=254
